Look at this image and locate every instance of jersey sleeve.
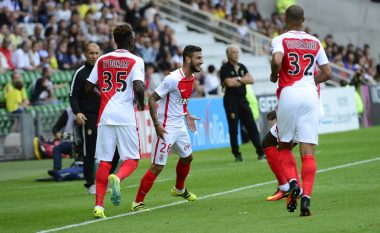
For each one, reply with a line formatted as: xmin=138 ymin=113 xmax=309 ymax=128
xmin=154 ymin=75 xmax=174 ymax=98
xmin=131 ymin=57 xmax=145 ymax=82
xmin=271 ymin=36 xmax=284 ymax=54
xmin=87 ymin=60 xmax=99 ymax=84
xmin=315 ymin=41 xmax=329 ymax=66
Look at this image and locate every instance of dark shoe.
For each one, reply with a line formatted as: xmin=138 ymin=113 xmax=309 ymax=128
xmin=286 ymin=180 xmax=300 ymax=212
xmin=234 ymin=152 xmax=243 ymax=162
xmin=48 ymin=169 xmax=59 ymax=176
xmin=235 ymin=155 xmax=243 ymax=162
xmin=258 ymin=154 xmax=266 ymax=160
xmin=300 ymin=196 xmax=312 ymax=217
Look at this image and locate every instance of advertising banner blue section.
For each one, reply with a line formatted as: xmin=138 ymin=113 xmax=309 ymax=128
xmin=187 ymin=97 xmax=234 ymax=151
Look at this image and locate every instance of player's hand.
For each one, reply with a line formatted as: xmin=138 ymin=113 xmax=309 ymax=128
xmin=266 ymin=110 xmax=277 ymax=121
xmin=154 ymin=123 xmax=167 ymax=140
xmin=186 ymin=114 xmax=200 ymax=132
xmin=75 ymin=113 xmax=87 ymax=125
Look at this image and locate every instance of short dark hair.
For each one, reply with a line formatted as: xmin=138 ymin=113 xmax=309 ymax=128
xmin=182 ymin=45 xmax=202 ymax=63
xmin=113 ymin=24 xmax=134 ymax=50
xmin=208 ymin=65 xmax=215 ymax=73
xmin=285 ymin=5 xmax=304 ymax=24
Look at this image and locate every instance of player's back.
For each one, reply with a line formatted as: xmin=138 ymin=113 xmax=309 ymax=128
xmin=95 ymin=49 xmax=145 ymax=126
xmin=272 ymin=31 xmax=326 ymax=93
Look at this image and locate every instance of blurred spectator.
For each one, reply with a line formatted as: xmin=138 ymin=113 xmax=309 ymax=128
xmin=31 ymin=66 xmax=57 ymax=105
xmin=145 ymin=63 xmax=163 ymax=96
xmin=0 ymin=37 xmax=14 ymax=70
xmin=276 ymin=0 xmax=295 ymax=14
xmin=12 ymin=40 xmax=34 ymax=70
xmin=4 ymin=70 xmax=30 ymax=113
xmin=30 ymin=40 xmax=42 ymax=69
xmin=56 ymin=41 xmax=73 ymax=70
xmin=204 ymin=65 xmax=220 ymax=95
xmin=55 ymin=0 xmax=72 ymax=22
xmin=48 ymin=106 xmax=75 ymax=175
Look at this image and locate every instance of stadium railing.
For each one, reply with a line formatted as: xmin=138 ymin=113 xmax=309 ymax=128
xmin=155 ymin=0 xmax=354 ymax=81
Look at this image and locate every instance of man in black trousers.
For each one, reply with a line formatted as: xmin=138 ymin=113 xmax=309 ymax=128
xmin=219 ymin=45 xmax=265 ymax=161
xmin=69 ymin=42 xmax=119 ymax=194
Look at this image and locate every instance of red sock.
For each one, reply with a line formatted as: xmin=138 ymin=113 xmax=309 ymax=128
xmin=264 ymin=146 xmax=287 ymax=186
xmin=175 ymin=159 xmax=191 ymax=190
xmin=279 ymin=148 xmax=299 ymax=183
xmin=116 ymin=159 xmax=138 ymax=182
xmin=95 ymin=161 xmax=112 ymax=207
xmin=301 ymin=155 xmax=317 ymax=197
xmin=135 ymin=170 xmax=157 ymax=203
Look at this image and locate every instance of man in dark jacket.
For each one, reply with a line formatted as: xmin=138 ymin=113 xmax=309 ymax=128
xmin=69 ymin=42 xmax=119 ymax=194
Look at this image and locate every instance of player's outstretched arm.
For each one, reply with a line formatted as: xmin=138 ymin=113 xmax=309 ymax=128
xmin=148 ymin=92 xmax=167 ymax=139
xmin=315 ymin=64 xmax=333 ymax=84
xmin=270 ymin=52 xmax=283 ymax=83
xmin=133 ymin=80 xmax=145 ymax=111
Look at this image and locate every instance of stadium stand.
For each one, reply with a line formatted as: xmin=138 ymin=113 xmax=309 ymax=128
xmin=0 ymin=0 xmax=378 ymax=160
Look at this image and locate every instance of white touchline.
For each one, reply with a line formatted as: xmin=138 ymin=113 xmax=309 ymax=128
xmin=37 ymin=156 xmax=380 ymax=233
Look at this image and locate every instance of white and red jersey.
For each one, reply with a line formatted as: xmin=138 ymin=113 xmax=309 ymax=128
xmin=87 ymin=49 xmax=145 ymax=126
xmin=271 ymin=30 xmax=329 ymax=99
xmin=154 ymin=68 xmax=194 ymax=128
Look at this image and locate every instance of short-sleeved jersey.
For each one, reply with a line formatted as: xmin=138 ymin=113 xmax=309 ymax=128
xmin=271 ymin=30 xmax=329 ymax=98
xmin=154 ymin=68 xmax=194 ymax=128
xmin=87 ymin=49 xmax=145 ymax=126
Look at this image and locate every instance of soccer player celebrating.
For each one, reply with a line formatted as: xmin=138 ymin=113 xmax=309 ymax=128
xmin=86 ymin=24 xmax=145 ymax=218
xmin=270 ymin=5 xmax=332 ymax=216
xmin=131 ymin=45 xmax=203 ymax=211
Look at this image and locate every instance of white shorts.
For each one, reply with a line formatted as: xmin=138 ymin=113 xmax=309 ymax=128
xmin=270 ymin=99 xmax=324 ymax=143
xmin=151 ymin=125 xmax=192 ymax=165
xmin=276 ymin=87 xmax=319 ymax=145
xmin=95 ymin=125 xmax=140 ymax=161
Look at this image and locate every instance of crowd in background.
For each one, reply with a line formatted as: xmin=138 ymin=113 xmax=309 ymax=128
xmin=184 ymin=0 xmax=380 ymax=84
xmin=1 ymin=0 xmax=380 ymax=114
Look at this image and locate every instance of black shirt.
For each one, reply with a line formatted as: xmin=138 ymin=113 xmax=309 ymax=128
xmin=220 ymin=61 xmax=249 ymax=99
xmin=69 ymin=63 xmax=100 ymax=115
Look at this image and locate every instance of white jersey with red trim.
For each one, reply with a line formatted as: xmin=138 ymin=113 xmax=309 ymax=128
xmin=87 ymin=49 xmax=145 ymax=126
xmin=154 ymin=68 xmax=194 ymax=128
xmin=271 ymin=30 xmax=329 ymax=98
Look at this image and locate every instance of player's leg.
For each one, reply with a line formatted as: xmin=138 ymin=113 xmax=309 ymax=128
xmin=297 ymin=88 xmax=319 ymax=216
xmin=114 ymin=125 xmax=140 ymax=182
xmin=262 ymin=127 xmax=289 ymax=201
xmin=276 ymin=88 xmax=301 ymax=212
xmin=299 ymin=143 xmax=316 ymax=216
xmin=170 ymin=127 xmax=196 ymax=201
xmin=93 ymin=125 xmax=117 ymax=218
xmin=131 ymin=132 xmax=171 ymax=211
xmin=240 ymin=99 xmax=265 ymax=159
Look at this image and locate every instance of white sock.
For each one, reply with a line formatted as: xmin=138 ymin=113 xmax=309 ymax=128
xmin=95 ymin=205 xmax=104 ymax=210
xmin=176 ymin=188 xmax=185 ymax=193
xmin=279 ymin=183 xmax=290 ymax=192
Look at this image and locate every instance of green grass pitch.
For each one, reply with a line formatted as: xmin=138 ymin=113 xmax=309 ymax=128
xmin=1 ymin=126 xmax=380 ymax=233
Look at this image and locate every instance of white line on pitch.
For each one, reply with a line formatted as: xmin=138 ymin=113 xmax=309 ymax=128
xmin=37 ymin=156 xmax=380 ymax=233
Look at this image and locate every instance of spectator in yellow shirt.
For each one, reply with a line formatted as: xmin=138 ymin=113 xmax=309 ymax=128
xmin=4 ymin=71 xmax=30 ymax=113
